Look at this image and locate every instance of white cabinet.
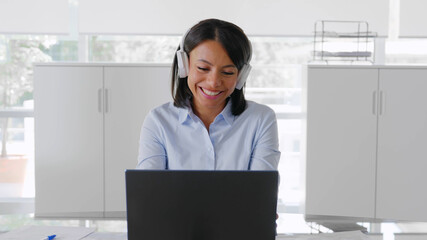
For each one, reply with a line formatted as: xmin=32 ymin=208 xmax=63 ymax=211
xmin=305 ymin=67 xmax=378 ymax=220
xmin=305 ymin=65 xmax=427 ymax=222
xmin=34 ymin=63 xmax=171 ymax=218
xmin=35 ymin=66 xmax=104 ymax=217
xmin=376 ymin=69 xmax=427 ymax=221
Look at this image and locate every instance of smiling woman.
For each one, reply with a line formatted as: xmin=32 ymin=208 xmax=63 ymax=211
xmin=137 ymin=19 xmax=280 ymax=171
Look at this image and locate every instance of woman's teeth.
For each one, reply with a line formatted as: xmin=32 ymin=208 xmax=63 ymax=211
xmin=202 ymin=88 xmax=221 ymax=96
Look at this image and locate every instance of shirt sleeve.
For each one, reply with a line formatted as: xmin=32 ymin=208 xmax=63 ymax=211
xmin=136 ymin=111 xmax=168 ymax=169
xmin=249 ymin=107 xmax=281 ymax=171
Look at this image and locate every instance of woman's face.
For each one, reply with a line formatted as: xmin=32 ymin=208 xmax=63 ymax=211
xmin=187 ymin=40 xmax=238 ymax=115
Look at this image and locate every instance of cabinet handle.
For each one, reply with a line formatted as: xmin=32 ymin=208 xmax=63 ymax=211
xmin=98 ymin=88 xmax=102 ymax=113
xmin=104 ymin=89 xmax=109 ymax=113
xmin=372 ymin=91 xmax=377 ymax=115
xmin=379 ymin=91 xmax=385 ymax=115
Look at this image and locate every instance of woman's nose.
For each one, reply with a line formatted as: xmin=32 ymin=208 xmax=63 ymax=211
xmin=206 ymin=71 xmax=221 ymax=87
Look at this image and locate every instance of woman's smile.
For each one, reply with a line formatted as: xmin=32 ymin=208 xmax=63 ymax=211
xmin=200 ymin=87 xmax=224 ymax=98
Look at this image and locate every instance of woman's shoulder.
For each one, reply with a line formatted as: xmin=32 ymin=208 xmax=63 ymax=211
xmin=150 ymin=101 xmax=175 ymax=113
xmin=145 ymin=102 xmax=182 ymax=123
xmin=245 ymin=100 xmax=276 ymax=116
xmin=235 ymin=100 xmax=277 ymax=124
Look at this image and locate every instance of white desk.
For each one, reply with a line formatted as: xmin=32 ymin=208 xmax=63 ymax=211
xmin=82 ymin=232 xmax=127 ymax=239
xmin=1 ymin=230 xmax=381 ymax=240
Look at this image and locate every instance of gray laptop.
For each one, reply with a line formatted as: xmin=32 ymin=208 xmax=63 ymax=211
xmin=125 ymin=170 xmax=278 ymax=240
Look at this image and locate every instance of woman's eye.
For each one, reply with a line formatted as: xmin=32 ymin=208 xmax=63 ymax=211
xmin=222 ymin=71 xmax=235 ymax=76
xmin=197 ymin=67 xmax=209 ymax=71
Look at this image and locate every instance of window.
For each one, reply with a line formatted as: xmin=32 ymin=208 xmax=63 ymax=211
xmin=0 ymin=35 xmax=77 ymax=202
xmin=386 ymin=39 xmax=427 ymax=64
xmin=248 ymin=37 xmax=311 ymax=214
xmin=88 ymin=35 xmax=179 ymax=62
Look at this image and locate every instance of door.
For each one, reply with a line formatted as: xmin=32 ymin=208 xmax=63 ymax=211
xmin=35 ymin=65 xmax=104 ymax=217
xmin=305 ymin=67 xmax=378 ymax=219
xmin=376 ymin=68 xmax=427 ymax=221
xmin=103 ymin=65 xmax=172 ymax=216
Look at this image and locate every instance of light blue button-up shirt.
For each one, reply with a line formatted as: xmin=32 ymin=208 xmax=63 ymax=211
xmin=137 ymin=100 xmax=280 ymax=170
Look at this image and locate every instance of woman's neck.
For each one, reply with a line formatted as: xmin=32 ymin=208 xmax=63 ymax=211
xmin=192 ymin=101 xmax=226 ymax=131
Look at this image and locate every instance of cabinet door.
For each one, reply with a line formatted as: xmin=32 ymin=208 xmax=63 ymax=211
xmin=376 ymin=69 xmax=427 ymax=221
xmin=35 ymin=66 xmax=104 ymax=217
xmin=305 ymin=67 xmax=378 ymax=219
xmin=103 ymin=66 xmax=172 ymax=216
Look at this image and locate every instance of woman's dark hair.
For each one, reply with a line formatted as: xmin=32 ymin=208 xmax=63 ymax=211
xmin=171 ymin=18 xmax=252 ymax=116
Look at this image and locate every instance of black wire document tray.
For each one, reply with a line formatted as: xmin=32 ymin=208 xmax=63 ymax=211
xmin=312 ymin=20 xmax=377 ymax=64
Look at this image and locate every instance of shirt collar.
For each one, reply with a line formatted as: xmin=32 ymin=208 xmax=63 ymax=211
xmin=178 ymin=105 xmax=192 ymax=124
xmin=178 ymin=99 xmax=235 ymax=125
xmin=218 ymin=99 xmax=234 ymax=126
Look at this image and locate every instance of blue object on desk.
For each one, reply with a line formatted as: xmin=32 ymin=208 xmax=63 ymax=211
xmin=44 ymin=235 xmax=56 ymax=240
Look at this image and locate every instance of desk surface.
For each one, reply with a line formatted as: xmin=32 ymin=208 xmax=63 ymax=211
xmin=2 ymin=231 xmax=381 ymax=240
xmin=83 ymin=232 xmax=127 ymax=240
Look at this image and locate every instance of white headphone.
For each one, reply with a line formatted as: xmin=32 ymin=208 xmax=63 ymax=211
xmin=176 ymin=28 xmax=252 ymax=90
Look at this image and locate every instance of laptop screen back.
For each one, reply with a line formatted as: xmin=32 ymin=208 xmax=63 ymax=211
xmin=125 ymin=170 xmax=278 ymax=240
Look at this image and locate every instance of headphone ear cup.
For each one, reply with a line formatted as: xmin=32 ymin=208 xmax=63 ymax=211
xmin=176 ymin=50 xmax=189 ymax=78
xmin=235 ymin=64 xmax=252 ymax=90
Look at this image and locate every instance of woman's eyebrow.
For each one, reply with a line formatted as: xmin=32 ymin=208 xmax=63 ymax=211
xmin=197 ymin=59 xmax=213 ymax=65
xmin=197 ymin=59 xmax=237 ymax=68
